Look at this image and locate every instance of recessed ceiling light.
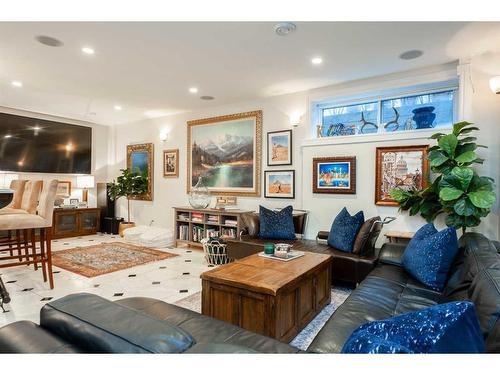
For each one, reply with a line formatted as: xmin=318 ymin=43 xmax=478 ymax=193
xmin=274 ymin=22 xmax=297 ymax=36
xmin=81 ymin=46 xmax=95 ymax=55
xmin=35 ymin=35 xmax=63 ymax=47
xmin=189 ymin=87 xmax=199 ymax=94
xmin=200 ymin=96 xmax=215 ymax=101
xmin=11 ymin=81 xmax=23 ymax=87
xmin=33 ymin=126 xmax=41 ymax=130
xmin=311 ymin=57 xmax=323 ymax=65
xmin=399 ymin=50 xmax=423 ymax=60
xmin=4 ymin=134 xmax=12 ymax=139
xmin=114 ymin=105 xmax=122 ymax=111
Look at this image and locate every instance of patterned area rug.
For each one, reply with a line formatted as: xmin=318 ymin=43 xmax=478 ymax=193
xmin=52 ymin=242 xmax=178 ymax=277
xmin=174 ymin=286 xmax=352 ymax=351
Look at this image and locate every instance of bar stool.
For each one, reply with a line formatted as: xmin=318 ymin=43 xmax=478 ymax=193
xmin=0 ymin=180 xmax=58 ymax=289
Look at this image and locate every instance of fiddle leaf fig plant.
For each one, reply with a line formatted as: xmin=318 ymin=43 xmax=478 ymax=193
xmin=107 ymin=168 xmax=148 ymax=223
xmin=391 ymin=122 xmax=496 ymax=233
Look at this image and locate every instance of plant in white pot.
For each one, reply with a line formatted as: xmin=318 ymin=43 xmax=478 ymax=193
xmin=107 ymin=168 xmax=148 ymax=236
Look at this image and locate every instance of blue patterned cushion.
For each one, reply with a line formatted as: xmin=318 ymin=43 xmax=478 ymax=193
xmin=258 ymin=205 xmax=296 ymax=240
xmin=402 ymin=223 xmax=459 ymax=291
xmin=327 ymin=208 xmax=364 ymax=252
xmin=342 ymin=301 xmax=485 ymax=354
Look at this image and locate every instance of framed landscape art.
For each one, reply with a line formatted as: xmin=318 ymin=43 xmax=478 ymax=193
xmin=375 ymin=145 xmax=429 ymax=206
xmin=127 ymin=142 xmax=154 ymax=201
xmin=312 ymin=157 xmax=356 ymax=194
xmin=56 ymin=181 xmax=72 ymax=197
xmin=264 ymin=170 xmax=295 ymax=199
xmin=163 ymin=149 xmax=179 ymax=178
xmin=187 ymin=110 xmax=262 ymax=197
xmin=267 ymin=129 xmax=292 ymax=166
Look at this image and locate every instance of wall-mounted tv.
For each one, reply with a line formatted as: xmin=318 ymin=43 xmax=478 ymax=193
xmin=0 ymin=112 xmax=92 ymax=174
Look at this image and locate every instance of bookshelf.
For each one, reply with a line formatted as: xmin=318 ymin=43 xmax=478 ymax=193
xmin=173 ymin=206 xmax=253 ymax=248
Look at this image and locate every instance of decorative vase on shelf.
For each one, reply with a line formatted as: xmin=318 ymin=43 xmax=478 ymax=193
xmin=189 ymin=176 xmax=211 ymax=209
xmin=412 ymin=106 xmax=436 ymax=129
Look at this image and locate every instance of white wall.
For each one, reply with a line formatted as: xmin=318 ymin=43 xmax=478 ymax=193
xmin=0 ymin=106 xmax=110 ymax=206
xmin=110 ymin=62 xmax=500 ymax=241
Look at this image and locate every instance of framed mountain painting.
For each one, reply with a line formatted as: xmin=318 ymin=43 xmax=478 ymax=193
xmin=187 ymin=110 xmax=262 ymax=196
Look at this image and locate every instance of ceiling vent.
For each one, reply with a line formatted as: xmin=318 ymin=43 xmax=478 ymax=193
xmin=35 ymin=35 xmax=64 ymax=47
xmin=200 ymin=96 xmax=215 ymax=101
xmin=274 ymin=22 xmax=297 ymax=36
xmin=399 ymin=50 xmax=423 ymax=60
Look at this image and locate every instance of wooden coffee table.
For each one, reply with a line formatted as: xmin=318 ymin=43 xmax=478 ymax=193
xmin=201 ymin=252 xmax=333 ymax=343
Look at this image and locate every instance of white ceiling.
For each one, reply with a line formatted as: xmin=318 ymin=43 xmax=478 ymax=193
xmin=0 ymin=22 xmax=499 ymax=126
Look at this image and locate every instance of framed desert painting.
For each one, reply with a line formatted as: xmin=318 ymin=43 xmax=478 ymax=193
xmin=267 ymin=129 xmax=292 ymax=166
xmin=163 ymin=149 xmax=179 ymax=178
xmin=127 ymin=143 xmax=153 ymax=201
xmin=264 ymin=170 xmax=295 ymax=199
xmin=313 ymin=157 xmax=356 ymax=194
xmin=187 ymin=110 xmax=262 ymax=196
xmin=375 ymin=145 xmax=429 ymax=206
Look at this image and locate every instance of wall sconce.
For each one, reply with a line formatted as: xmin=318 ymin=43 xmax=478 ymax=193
xmin=489 ymin=76 xmax=500 ymax=94
xmin=289 ymin=112 xmax=302 ymax=128
xmin=159 ymin=131 xmax=168 ymax=142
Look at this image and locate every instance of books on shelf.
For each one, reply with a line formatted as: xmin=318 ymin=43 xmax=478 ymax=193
xmin=205 ymin=228 xmax=220 ymax=239
xmin=192 ymin=225 xmax=205 ymax=242
xmin=221 ymin=228 xmax=236 ymax=238
xmin=223 ymin=219 xmax=238 ymax=226
xmin=191 ymin=212 xmax=204 ymax=223
xmin=178 ymin=225 xmax=189 ymax=241
xmin=177 ymin=213 xmax=190 ymax=221
xmin=206 ymin=214 xmax=219 ymax=224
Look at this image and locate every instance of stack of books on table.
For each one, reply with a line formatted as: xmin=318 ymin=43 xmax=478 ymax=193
xmin=224 ymin=219 xmax=238 ymax=226
xmin=206 ymin=214 xmax=219 ymax=225
xmin=191 ymin=212 xmax=204 ymax=223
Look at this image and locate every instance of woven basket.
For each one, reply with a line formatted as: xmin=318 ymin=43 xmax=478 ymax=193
xmin=201 ymin=239 xmax=231 ymax=266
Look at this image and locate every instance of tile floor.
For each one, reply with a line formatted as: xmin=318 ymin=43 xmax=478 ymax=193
xmin=0 ymin=234 xmax=212 ymax=326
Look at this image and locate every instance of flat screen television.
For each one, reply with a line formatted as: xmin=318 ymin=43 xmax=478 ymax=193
xmin=0 ymin=112 xmax=92 ymax=174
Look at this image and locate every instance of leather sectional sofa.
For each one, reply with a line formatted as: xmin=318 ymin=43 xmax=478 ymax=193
xmin=0 ymin=233 xmax=498 ymax=353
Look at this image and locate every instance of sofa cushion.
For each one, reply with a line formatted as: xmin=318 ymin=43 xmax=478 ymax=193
xmin=342 ymin=301 xmax=484 ymax=353
xmin=352 ymin=216 xmax=380 ymax=255
xmin=258 ymin=205 xmax=296 ymax=240
xmin=327 ymin=207 xmax=364 ymax=253
xmin=402 ymin=223 xmax=459 ymax=291
xmin=40 ymin=293 xmax=195 ymax=353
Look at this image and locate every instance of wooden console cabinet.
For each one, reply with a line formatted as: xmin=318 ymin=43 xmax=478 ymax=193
xmin=53 ymin=208 xmax=101 ymax=239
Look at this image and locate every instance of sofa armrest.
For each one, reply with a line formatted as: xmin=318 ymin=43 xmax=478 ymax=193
xmin=378 ymin=243 xmax=407 ymax=266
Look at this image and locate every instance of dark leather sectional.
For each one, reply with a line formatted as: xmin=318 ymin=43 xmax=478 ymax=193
xmin=0 ymin=233 xmax=498 ymax=353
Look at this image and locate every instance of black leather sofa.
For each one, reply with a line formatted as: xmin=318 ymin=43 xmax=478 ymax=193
xmin=0 ymin=233 xmax=498 ymax=353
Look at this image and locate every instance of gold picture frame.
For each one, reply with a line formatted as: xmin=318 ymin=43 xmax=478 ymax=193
xmin=163 ymin=149 xmax=179 ymax=178
xmin=187 ymin=110 xmax=262 ymax=197
xmin=127 ymin=143 xmax=154 ymax=201
xmin=56 ymin=181 xmax=72 ymax=197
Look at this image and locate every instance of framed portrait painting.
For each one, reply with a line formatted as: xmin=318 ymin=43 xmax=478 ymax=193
xmin=127 ymin=143 xmax=154 ymax=201
xmin=163 ymin=149 xmax=179 ymax=178
xmin=267 ymin=129 xmax=292 ymax=166
xmin=312 ymin=157 xmax=356 ymax=194
xmin=375 ymin=145 xmax=429 ymax=206
xmin=187 ymin=110 xmax=262 ymax=196
xmin=264 ymin=170 xmax=295 ymax=199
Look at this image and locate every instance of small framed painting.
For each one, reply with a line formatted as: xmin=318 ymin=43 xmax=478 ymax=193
xmin=264 ymin=170 xmax=295 ymax=199
xmin=56 ymin=181 xmax=72 ymax=197
xmin=313 ymin=157 xmax=356 ymax=194
xmin=267 ymin=129 xmax=292 ymax=166
xmin=163 ymin=149 xmax=179 ymax=178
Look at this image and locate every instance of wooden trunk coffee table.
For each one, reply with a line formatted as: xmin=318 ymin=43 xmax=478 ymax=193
xmin=201 ymin=252 xmax=333 ymax=343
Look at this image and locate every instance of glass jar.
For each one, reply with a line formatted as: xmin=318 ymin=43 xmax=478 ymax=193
xmin=189 ymin=176 xmax=211 ymax=209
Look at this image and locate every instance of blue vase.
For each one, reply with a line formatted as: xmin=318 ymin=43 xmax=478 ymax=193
xmin=412 ymin=106 xmax=436 ymax=129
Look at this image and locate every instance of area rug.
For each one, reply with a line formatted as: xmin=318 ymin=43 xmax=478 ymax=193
xmin=174 ymin=286 xmax=352 ymax=351
xmin=52 ymin=242 xmax=178 ymax=277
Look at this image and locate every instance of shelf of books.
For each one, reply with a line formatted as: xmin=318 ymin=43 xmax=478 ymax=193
xmin=173 ymin=206 xmax=253 ymax=248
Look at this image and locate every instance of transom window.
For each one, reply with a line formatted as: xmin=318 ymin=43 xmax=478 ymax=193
xmin=315 ymin=86 xmax=457 ymax=138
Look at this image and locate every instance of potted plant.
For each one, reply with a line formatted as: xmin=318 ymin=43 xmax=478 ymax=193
xmin=391 ymin=122 xmax=496 ymax=234
xmin=107 ymin=168 xmax=148 ymax=236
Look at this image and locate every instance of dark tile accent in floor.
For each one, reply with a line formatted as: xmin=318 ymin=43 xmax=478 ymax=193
xmin=113 ymin=293 xmax=124 ymax=297
xmin=179 ymin=289 xmax=188 ymax=293
xmin=89 ymin=239 xmax=95 ymax=242
xmin=52 ymin=271 xmax=61 ymax=274
xmin=5 ymin=280 xmax=16 ymax=284
xmin=185 ymin=259 xmax=191 ymax=262
xmin=159 ymin=266 xmax=167 ymax=269
xmin=128 ymin=274 xmax=137 ymax=278
xmin=152 ymin=281 xmax=161 ymax=285
xmin=40 ymin=297 xmax=53 ymax=301
xmin=94 ymin=284 xmax=100 ymax=288
xmin=182 ymin=272 xmax=190 ymax=275
xmin=208 ymin=265 xmax=214 ymax=268
xmin=22 ymin=288 xmax=34 ymax=292
xmin=186 ymin=250 xmax=192 ymax=253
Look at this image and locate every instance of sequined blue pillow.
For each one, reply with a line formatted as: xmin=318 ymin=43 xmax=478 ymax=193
xmin=259 ymin=205 xmax=296 ymax=240
xmin=327 ymin=207 xmax=364 ymax=253
xmin=342 ymin=301 xmax=485 ymax=354
xmin=402 ymin=223 xmax=459 ymax=291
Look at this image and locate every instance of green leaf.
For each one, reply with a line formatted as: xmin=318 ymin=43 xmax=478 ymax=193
xmin=456 ymin=143 xmax=476 ymax=154
xmin=429 ymin=152 xmax=449 ymax=167
xmin=458 ymin=137 xmax=477 ymax=144
xmin=429 ymin=132 xmax=446 ymax=140
xmin=453 ymin=121 xmax=473 ymax=135
xmin=445 ymin=213 xmax=465 ymax=229
xmin=390 ymin=189 xmax=407 ymax=202
xmin=455 ymin=151 xmax=477 ymax=164
xmin=454 ymin=198 xmax=475 ymax=216
xmin=439 ymin=187 xmax=464 ymax=201
xmin=440 ymin=174 xmax=463 ymax=190
xmin=451 ymin=167 xmax=473 ymax=191
xmin=469 ymin=175 xmax=494 ymax=192
xmin=438 ymin=134 xmax=458 ymax=157
xmin=468 ymin=191 xmax=496 ymax=209
xmin=458 ymin=127 xmax=479 ymax=135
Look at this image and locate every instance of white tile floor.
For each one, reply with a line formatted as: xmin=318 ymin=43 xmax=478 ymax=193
xmin=0 ymin=234 xmax=212 ymax=326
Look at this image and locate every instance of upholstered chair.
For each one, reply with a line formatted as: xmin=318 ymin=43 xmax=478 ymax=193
xmin=6 ymin=180 xmax=27 ymax=209
xmin=0 ymin=180 xmax=59 ymax=289
xmin=0 ymin=180 xmax=42 ymax=215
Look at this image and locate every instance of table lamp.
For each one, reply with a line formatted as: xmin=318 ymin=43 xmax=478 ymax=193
xmin=76 ymin=175 xmax=95 ymax=204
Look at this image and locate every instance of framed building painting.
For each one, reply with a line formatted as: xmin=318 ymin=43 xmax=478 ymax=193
xmin=267 ymin=129 xmax=292 ymax=166
xmin=264 ymin=170 xmax=295 ymax=199
xmin=163 ymin=149 xmax=179 ymax=178
xmin=312 ymin=157 xmax=356 ymax=194
xmin=127 ymin=143 xmax=154 ymax=201
xmin=187 ymin=110 xmax=262 ymax=197
xmin=375 ymin=145 xmax=429 ymax=206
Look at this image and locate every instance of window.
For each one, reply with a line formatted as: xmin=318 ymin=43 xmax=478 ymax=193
xmin=315 ymin=86 xmax=457 ymax=138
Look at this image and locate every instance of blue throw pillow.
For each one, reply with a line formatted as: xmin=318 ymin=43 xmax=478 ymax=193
xmin=402 ymin=223 xmax=459 ymax=291
xmin=327 ymin=207 xmax=364 ymax=252
xmin=259 ymin=206 xmax=296 ymax=240
xmin=342 ymin=301 xmax=485 ymax=354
